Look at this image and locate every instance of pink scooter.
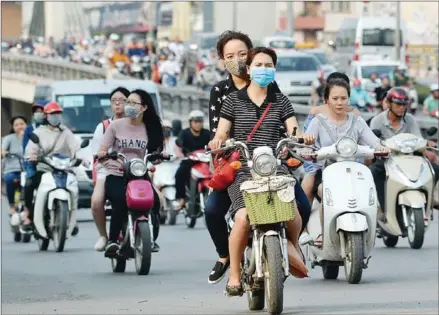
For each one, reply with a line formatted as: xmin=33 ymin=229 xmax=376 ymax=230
xmin=99 ymin=151 xmax=170 ymax=275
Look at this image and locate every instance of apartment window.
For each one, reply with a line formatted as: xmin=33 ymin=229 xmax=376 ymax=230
xmin=331 ymin=1 xmax=350 ymax=13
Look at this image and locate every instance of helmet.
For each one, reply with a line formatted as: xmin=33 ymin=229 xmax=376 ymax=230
xmin=188 ymin=110 xmax=204 ymax=121
xmin=32 ymin=100 xmax=49 ymax=113
xmin=353 ymin=79 xmax=362 ymax=87
xmin=109 ymin=33 xmax=120 ymax=41
xmin=162 ymin=119 xmax=172 ymax=129
xmin=430 ymin=83 xmax=439 ymax=92
xmin=44 ymin=102 xmax=63 ymax=114
xmin=386 ymin=87 xmax=409 ymax=105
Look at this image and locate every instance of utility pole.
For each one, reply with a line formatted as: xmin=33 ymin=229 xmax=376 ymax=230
xmin=395 ymin=1 xmax=401 ymax=61
xmin=287 ymin=2 xmax=294 ymax=37
xmin=232 ymin=2 xmax=237 ymax=31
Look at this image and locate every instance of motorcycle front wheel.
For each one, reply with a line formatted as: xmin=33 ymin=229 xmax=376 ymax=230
xmin=264 ymin=236 xmax=284 ymax=315
xmin=134 ymin=221 xmax=152 ymax=275
xmin=344 ymin=232 xmax=364 ymax=284
xmin=52 ymin=200 xmax=69 ymax=253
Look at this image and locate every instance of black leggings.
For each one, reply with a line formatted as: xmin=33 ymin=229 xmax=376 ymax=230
xmin=105 ymin=175 xmax=161 ymax=243
xmin=24 ymin=171 xmax=44 ymax=221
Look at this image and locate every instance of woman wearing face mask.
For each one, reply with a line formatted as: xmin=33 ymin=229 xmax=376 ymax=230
xmin=24 ymin=102 xmax=82 ymax=230
xmin=303 ymin=79 xmax=390 ymax=247
xmin=2 ymin=116 xmax=27 ymax=216
xmin=209 ymin=47 xmax=315 ymax=295
xmin=97 ymin=89 xmax=165 ymax=257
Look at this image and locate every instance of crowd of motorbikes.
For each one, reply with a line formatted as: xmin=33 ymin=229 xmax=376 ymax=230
xmin=5 ymin=113 xmax=439 ymax=315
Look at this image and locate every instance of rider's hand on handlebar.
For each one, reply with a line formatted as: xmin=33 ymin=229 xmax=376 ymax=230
xmin=377 ymin=145 xmax=391 ymax=154
xmin=300 ymin=148 xmax=315 ymax=161
xmin=208 ymin=138 xmax=223 ymax=151
xmin=302 ymin=134 xmax=316 ymax=145
xmin=279 ymin=146 xmax=289 ymax=159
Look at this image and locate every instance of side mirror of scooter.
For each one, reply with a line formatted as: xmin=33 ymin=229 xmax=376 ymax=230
xmin=372 ymin=129 xmax=382 ymax=139
xmin=29 ymin=133 xmax=40 ymax=144
xmin=80 ymin=139 xmax=90 ymax=149
xmin=426 ymin=127 xmax=438 ymax=137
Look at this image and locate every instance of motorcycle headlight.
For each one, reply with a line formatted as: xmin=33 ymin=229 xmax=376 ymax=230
xmin=132 ymin=55 xmax=140 ymax=63
xmin=253 ymin=153 xmax=277 ymax=176
xmin=336 ymin=137 xmax=358 ymax=158
xmin=394 ymin=139 xmax=417 ymax=154
xmin=130 ymin=160 xmax=147 ymax=177
xmin=52 ymin=156 xmax=70 ymax=170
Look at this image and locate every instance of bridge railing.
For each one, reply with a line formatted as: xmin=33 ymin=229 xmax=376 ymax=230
xmin=2 ymin=52 xmax=438 ymax=132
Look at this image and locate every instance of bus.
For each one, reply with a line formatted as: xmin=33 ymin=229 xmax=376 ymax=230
xmin=333 ymin=16 xmax=408 ymax=73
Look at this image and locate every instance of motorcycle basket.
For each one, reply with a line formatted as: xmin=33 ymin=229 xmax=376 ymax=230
xmin=241 ymin=176 xmax=297 ymax=225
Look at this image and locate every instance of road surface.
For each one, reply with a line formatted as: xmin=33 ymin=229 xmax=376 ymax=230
xmin=1 ymin=198 xmax=438 ymax=315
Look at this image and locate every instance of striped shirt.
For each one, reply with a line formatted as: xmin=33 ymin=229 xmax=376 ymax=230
xmin=219 ymin=85 xmax=295 ymax=159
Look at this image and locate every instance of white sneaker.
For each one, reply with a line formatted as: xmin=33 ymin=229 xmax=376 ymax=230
xmin=299 ymin=232 xmax=313 ymax=246
xmin=94 ymin=236 xmax=108 ymax=252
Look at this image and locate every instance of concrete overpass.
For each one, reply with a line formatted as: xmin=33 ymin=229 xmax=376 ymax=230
xmin=2 ymin=52 xmax=438 ymax=137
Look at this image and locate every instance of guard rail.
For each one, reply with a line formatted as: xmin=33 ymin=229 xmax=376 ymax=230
xmin=2 ymin=52 xmax=438 ymax=133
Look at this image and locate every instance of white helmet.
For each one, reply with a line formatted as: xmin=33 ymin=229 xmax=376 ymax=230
xmin=430 ymin=83 xmax=439 ymax=92
xmin=162 ymin=119 xmax=172 ymax=128
xmin=188 ymin=110 xmax=204 ymax=121
xmin=109 ymin=33 xmax=120 ymax=41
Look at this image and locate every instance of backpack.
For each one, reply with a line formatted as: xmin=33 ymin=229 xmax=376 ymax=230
xmin=92 ymin=119 xmax=111 ymax=185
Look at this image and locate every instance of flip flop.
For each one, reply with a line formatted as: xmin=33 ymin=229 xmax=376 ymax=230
xmin=224 ymin=282 xmax=244 ymax=297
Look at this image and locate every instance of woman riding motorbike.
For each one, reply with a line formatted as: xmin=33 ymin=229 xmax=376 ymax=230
xmin=24 ymin=102 xmax=82 ymax=232
xmin=209 ymin=47 xmax=315 ymax=296
xmin=302 ymin=79 xmax=390 ymax=247
xmin=2 ymin=116 xmax=27 ymax=216
xmin=97 ymin=89 xmax=165 ymax=257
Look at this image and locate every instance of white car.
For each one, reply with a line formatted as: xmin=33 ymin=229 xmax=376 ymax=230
xmin=275 ymin=50 xmax=322 ymax=104
xmin=348 ymin=59 xmax=406 ymax=88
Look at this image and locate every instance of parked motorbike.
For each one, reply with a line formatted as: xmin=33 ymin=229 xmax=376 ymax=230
xmin=299 ymin=137 xmax=389 ymax=284
xmin=207 ymin=137 xmax=305 ymax=315
xmin=99 ymin=151 xmax=170 ymax=275
xmin=130 ymin=55 xmax=144 ymax=79
xmin=373 ymin=128 xmax=438 ymax=249
xmin=6 ymin=154 xmax=31 ymax=243
xmin=115 ymin=61 xmax=128 ymax=75
xmin=81 ymin=55 xmax=93 ymax=65
xmin=182 ymin=149 xmax=211 ymax=228
xmin=153 ymin=155 xmax=180 ymax=225
xmin=142 ymin=56 xmax=152 ymax=80
xmin=29 ymin=134 xmax=88 ymax=252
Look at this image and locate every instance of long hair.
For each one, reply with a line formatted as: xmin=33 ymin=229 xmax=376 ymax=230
xmin=130 ymin=89 xmax=164 ymax=153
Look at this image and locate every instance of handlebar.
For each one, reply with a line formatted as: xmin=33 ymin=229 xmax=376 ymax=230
xmin=95 ymin=152 xmax=172 ymax=164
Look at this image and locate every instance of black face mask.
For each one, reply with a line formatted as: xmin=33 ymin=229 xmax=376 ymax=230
xmin=163 ymin=129 xmax=171 ymax=137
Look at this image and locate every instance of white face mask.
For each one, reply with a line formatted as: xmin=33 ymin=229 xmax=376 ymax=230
xmin=47 ymin=113 xmax=63 ymax=126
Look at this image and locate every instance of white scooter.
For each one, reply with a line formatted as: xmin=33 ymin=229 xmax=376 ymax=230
xmin=373 ymin=129 xmax=438 ymax=249
xmin=30 ymin=133 xmax=88 ymax=252
xmin=300 ymin=137 xmax=389 ymax=284
xmin=153 ymin=155 xmax=180 ymax=225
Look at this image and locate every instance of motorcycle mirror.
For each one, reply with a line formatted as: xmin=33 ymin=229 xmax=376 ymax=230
xmin=372 ymin=129 xmax=382 ymax=138
xmin=29 ymin=133 xmax=40 ymax=144
xmin=426 ymin=127 xmax=438 ymax=137
xmin=80 ymin=139 xmax=90 ymax=149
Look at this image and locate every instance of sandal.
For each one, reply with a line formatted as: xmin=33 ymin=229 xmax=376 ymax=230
xmin=313 ymin=234 xmax=323 ymax=248
xmin=224 ymin=282 xmax=244 ymax=297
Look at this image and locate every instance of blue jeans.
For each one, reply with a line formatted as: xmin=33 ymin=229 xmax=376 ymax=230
xmin=3 ymin=171 xmax=20 ymax=207
xmin=205 ymin=190 xmax=231 ymax=258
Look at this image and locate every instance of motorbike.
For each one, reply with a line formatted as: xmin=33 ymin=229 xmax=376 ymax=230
xmin=130 ymin=55 xmax=144 ymax=79
xmin=373 ymin=128 xmax=438 ymax=249
xmin=142 ymin=56 xmax=152 ymax=80
xmin=81 ymin=55 xmax=93 ymax=65
xmin=6 ymin=154 xmax=31 ymax=243
xmin=99 ymin=151 xmax=170 ymax=275
xmin=299 ymin=137 xmax=389 ymax=284
xmin=430 ymin=110 xmax=439 ymax=119
xmin=115 ymin=61 xmax=128 ymax=75
xmin=183 ymin=149 xmax=211 ymax=228
xmin=29 ymin=133 xmax=88 ymax=252
xmin=207 ymin=137 xmax=305 ymax=315
xmin=152 ymin=155 xmax=180 ymax=225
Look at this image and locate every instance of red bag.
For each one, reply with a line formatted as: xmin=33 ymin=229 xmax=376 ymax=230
xmin=209 ymin=102 xmax=273 ymax=191
xmin=92 ymin=119 xmax=111 ymax=185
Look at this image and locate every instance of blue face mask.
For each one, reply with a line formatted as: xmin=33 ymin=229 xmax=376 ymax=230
xmin=33 ymin=112 xmax=44 ymax=124
xmin=250 ymin=67 xmax=276 ymax=87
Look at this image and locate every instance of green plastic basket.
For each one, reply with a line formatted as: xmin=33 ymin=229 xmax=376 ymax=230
xmin=243 ymin=191 xmax=297 ymax=225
